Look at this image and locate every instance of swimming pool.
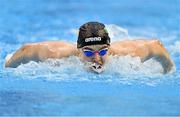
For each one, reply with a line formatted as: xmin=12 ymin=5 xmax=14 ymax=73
xmin=0 ymin=0 xmax=180 ymax=116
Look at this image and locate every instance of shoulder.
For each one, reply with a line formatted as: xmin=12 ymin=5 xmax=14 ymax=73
xmin=111 ymin=38 xmax=161 ymax=46
xmin=109 ymin=39 xmax=161 ymax=55
xmin=39 ymin=41 xmax=78 ymax=54
xmin=36 ymin=41 xmax=75 ymax=47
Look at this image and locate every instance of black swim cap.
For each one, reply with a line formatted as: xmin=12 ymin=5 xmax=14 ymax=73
xmin=77 ymin=22 xmax=110 ymax=48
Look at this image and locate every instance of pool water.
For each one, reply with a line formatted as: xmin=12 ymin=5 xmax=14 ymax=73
xmin=0 ymin=0 xmax=180 ymax=116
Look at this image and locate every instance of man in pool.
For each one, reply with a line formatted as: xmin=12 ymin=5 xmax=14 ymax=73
xmin=5 ymin=22 xmax=174 ymax=73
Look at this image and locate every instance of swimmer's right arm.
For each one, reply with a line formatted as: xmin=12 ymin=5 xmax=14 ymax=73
xmin=5 ymin=44 xmax=40 ymax=68
xmin=5 ymin=42 xmax=78 ymax=68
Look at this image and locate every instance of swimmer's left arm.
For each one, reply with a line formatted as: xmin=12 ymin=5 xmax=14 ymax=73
xmin=147 ymin=40 xmax=175 ymax=73
xmin=110 ymin=39 xmax=175 ymax=74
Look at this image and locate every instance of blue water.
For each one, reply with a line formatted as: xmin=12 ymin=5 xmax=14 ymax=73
xmin=0 ymin=0 xmax=180 ymax=116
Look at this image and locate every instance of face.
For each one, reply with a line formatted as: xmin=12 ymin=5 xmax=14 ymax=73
xmin=78 ymin=44 xmax=110 ymax=73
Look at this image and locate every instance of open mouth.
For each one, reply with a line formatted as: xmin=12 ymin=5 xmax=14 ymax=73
xmin=85 ymin=62 xmax=105 ymax=73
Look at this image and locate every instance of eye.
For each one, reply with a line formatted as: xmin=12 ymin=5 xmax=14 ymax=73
xmin=99 ymin=49 xmax=108 ymax=56
xmin=83 ymin=50 xmax=94 ymax=57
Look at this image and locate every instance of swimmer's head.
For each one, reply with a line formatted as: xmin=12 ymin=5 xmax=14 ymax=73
xmin=77 ymin=22 xmax=111 ymax=73
xmin=77 ymin=22 xmax=110 ymax=48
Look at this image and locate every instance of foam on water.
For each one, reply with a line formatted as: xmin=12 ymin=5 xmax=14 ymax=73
xmin=169 ymin=41 xmax=180 ymax=55
xmin=2 ymin=54 xmax=176 ymax=86
xmin=105 ymin=24 xmax=129 ymax=41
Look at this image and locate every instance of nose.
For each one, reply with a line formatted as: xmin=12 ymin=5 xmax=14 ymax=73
xmin=93 ymin=52 xmax=103 ymax=65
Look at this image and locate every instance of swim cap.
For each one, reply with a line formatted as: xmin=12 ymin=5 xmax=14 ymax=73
xmin=77 ymin=22 xmax=110 ymax=48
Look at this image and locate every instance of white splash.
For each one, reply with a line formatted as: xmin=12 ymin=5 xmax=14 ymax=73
xmin=105 ymin=55 xmax=164 ymax=75
xmin=169 ymin=41 xmax=180 ymax=55
xmin=105 ymin=24 xmax=129 ymax=41
xmin=5 ymin=53 xmax=13 ymax=63
xmin=6 ymin=55 xmax=167 ymax=82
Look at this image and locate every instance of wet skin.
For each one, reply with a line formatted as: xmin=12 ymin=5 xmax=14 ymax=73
xmin=5 ymin=39 xmax=174 ymax=73
xmin=79 ymin=44 xmax=109 ymax=66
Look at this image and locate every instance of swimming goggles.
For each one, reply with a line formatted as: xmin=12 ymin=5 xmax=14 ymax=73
xmin=83 ymin=48 xmax=108 ymax=57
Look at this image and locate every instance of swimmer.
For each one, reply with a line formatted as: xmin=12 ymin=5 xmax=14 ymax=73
xmin=5 ymin=22 xmax=174 ymax=74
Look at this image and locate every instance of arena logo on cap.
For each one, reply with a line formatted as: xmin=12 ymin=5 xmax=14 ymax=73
xmin=85 ymin=37 xmax=101 ymax=43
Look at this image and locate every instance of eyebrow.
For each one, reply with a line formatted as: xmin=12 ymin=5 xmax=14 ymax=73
xmin=83 ymin=47 xmax=94 ymax=51
xmin=100 ymin=46 xmax=108 ymax=50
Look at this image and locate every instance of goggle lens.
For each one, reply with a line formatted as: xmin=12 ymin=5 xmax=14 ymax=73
xmin=99 ymin=49 xmax=108 ymax=56
xmin=84 ymin=51 xmax=94 ymax=57
xmin=83 ymin=49 xmax=108 ymax=57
